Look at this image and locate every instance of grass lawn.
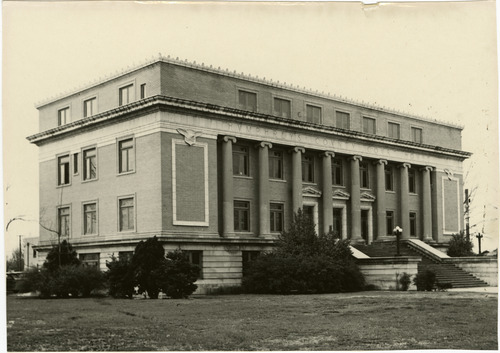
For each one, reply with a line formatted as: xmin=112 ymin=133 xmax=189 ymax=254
xmin=7 ymin=290 xmax=497 ymax=351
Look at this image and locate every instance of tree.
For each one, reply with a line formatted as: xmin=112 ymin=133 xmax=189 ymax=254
xmin=6 ymin=248 xmax=24 ymax=272
xmin=162 ymin=249 xmax=200 ymax=299
xmin=447 ymin=231 xmax=474 ymax=257
xmin=106 ymin=254 xmax=136 ymax=298
xmin=131 ymin=236 xmax=167 ymax=299
xmin=43 ymin=240 xmax=80 ymax=272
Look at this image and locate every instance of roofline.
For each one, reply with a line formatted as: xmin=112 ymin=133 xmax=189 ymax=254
xmin=27 ymin=95 xmax=472 ymax=160
xmin=35 ymin=54 xmax=464 ymax=130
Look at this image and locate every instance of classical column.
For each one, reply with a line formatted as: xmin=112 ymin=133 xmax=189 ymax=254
xmin=350 ymin=156 xmax=363 ymax=242
xmin=375 ymin=159 xmax=388 ymax=240
xmin=222 ymin=136 xmax=237 ymax=237
xmin=399 ymin=163 xmax=411 ymax=239
xmin=257 ymin=142 xmax=272 ymax=237
xmin=291 ymin=147 xmax=305 ymax=214
xmin=421 ymin=166 xmax=433 ymax=241
xmin=322 ymin=151 xmax=335 ymax=235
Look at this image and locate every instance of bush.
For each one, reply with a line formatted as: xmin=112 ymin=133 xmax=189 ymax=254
xmin=43 ymin=240 xmax=80 ymax=273
xmin=162 ymin=249 xmax=200 ymax=299
xmin=106 ymin=254 xmax=135 ymax=298
xmin=399 ymin=272 xmax=411 ymax=291
xmin=413 ymin=270 xmax=436 ymax=291
xmin=447 ymin=231 xmax=474 ymax=257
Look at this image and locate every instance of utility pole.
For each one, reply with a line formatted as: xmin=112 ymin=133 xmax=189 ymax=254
xmin=464 ymin=189 xmax=470 ymax=242
xmin=18 ymin=235 xmax=22 ymax=271
xmin=476 ymin=233 xmax=483 ymax=255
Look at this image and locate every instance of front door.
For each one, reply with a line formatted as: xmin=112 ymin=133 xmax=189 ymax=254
xmin=361 ymin=209 xmax=369 ymax=242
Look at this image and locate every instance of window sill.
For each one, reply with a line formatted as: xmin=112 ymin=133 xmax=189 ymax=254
xmin=82 ymin=178 xmax=98 ymax=184
xmin=270 ymin=178 xmax=286 ymax=183
xmin=56 ymin=183 xmax=71 ymax=188
xmin=385 ymin=190 xmax=396 ymax=194
xmin=117 ymin=170 xmax=136 ymax=176
xmin=234 ymin=175 xmax=253 ymax=180
xmin=302 ymin=182 xmax=317 ymax=186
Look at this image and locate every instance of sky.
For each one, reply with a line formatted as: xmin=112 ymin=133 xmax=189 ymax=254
xmin=2 ymin=1 xmax=499 ymax=258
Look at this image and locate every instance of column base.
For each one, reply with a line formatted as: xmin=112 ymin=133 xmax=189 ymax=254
xmin=350 ymin=238 xmax=366 ymax=245
xmin=221 ymin=232 xmax=236 ymax=237
xmin=373 ymin=236 xmax=396 ymax=242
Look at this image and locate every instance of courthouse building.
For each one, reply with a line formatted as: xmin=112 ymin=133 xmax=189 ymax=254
xmin=28 ymin=55 xmax=470 ymax=291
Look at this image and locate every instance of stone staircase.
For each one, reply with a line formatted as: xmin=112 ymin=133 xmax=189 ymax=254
xmin=353 ymin=241 xmax=489 ymax=288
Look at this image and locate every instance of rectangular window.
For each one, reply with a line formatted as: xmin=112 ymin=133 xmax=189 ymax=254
xmin=270 ymin=203 xmax=284 ymax=233
xmin=360 ymin=161 xmax=370 ymax=189
xmin=118 ymin=251 xmax=134 ymax=262
xmin=269 ymin=151 xmax=283 ymax=179
xmin=411 ymin=127 xmax=422 ymax=143
xmin=184 ymin=251 xmax=203 ymax=279
xmin=79 ymin=253 xmax=100 ymax=267
xmin=302 ymin=155 xmax=314 ymax=183
xmin=385 ymin=165 xmax=394 ymax=191
xmin=409 ymin=168 xmax=416 ymax=193
xmin=363 ymin=117 xmax=376 ymax=134
xmin=119 ymin=84 xmax=133 ymax=106
xmin=83 ymin=98 xmax=97 ymax=118
xmin=83 ymin=203 xmax=97 ymax=235
xmin=332 ymin=158 xmax=343 ymax=186
xmin=58 ymin=155 xmax=70 ymax=186
xmin=58 ymin=107 xmax=70 ymax=126
xmin=33 ymin=249 xmax=37 ymax=258
xmin=332 ymin=208 xmax=343 ymax=238
xmin=83 ymin=148 xmax=97 ymax=181
xmin=388 ymin=122 xmax=400 ymax=139
xmin=119 ymin=198 xmax=134 ymax=231
xmin=234 ymin=201 xmax=250 ymax=232
xmin=273 ymin=98 xmax=291 ymax=119
xmin=140 ymin=84 xmax=146 ymax=99
xmin=118 ymin=138 xmax=135 ymax=173
xmin=238 ymin=90 xmax=257 ymax=112
xmin=73 ymin=153 xmax=79 ymax=175
xmin=306 ymin=105 xmax=321 ymax=124
xmin=410 ymin=212 xmax=417 ymax=237
xmin=386 ymin=210 xmax=394 ymax=236
xmin=233 ymin=146 xmax=249 ymax=176
xmin=242 ymin=251 xmax=260 ymax=275
xmin=303 ymin=205 xmax=315 ymax=223
xmin=58 ymin=207 xmax=70 ymax=238
xmin=336 ymin=111 xmax=350 ymax=130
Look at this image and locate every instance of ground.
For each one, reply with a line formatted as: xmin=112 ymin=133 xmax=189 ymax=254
xmin=6 ymin=291 xmax=498 ymax=351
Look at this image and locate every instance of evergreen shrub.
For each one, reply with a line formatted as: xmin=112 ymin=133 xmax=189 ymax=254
xmin=413 ymin=270 xmax=436 ymax=291
xmin=447 ymin=231 xmax=474 ymax=257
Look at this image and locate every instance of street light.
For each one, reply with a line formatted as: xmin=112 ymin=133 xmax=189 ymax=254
xmin=393 ymin=226 xmax=403 ymax=256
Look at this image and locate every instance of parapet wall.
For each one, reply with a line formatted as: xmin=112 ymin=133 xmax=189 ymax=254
xmin=357 ymin=257 xmax=421 ymax=290
xmin=445 ymin=257 xmax=498 ymax=286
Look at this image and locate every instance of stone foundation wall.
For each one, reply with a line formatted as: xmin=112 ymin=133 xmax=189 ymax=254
xmin=357 ymin=257 xmax=421 ymax=290
xmin=445 ymin=257 xmax=498 ymax=286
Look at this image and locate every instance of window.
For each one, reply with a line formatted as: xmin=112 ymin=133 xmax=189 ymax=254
xmin=332 ymin=208 xmax=343 ymax=237
xmin=363 ymin=117 xmax=376 ymax=134
xmin=234 ymin=201 xmax=250 ymax=232
xmin=233 ymin=146 xmax=249 ymax=176
xmin=58 ymin=155 xmax=70 ymax=186
xmin=388 ymin=122 xmax=400 ymax=139
xmin=83 ymin=203 xmax=97 ymax=235
xmin=274 ymin=98 xmax=291 ymax=118
xmin=33 ymin=249 xmax=37 ymax=258
xmin=79 ymin=253 xmax=100 ymax=267
xmin=386 ymin=211 xmax=394 ymax=236
xmin=238 ymin=90 xmax=257 ymax=111
xmin=410 ymin=212 xmax=417 ymax=237
xmin=58 ymin=207 xmax=70 ymax=238
xmin=83 ymin=148 xmax=97 ymax=181
xmin=360 ymin=161 xmax=370 ymax=189
xmin=269 ymin=151 xmax=283 ymax=179
xmin=332 ymin=158 xmax=343 ymax=186
xmin=242 ymin=251 xmax=260 ymax=275
xmin=270 ymin=203 xmax=284 ymax=232
xmin=184 ymin=251 xmax=203 ymax=279
xmin=302 ymin=155 xmax=314 ymax=183
xmin=119 ymin=84 xmax=133 ymax=106
xmin=58 ymin=107 xmax=70 ymax=126
xmin=83 ymin=98 xmax=97 ymax=118
xmin=385 ymin=165 xmax=394 ymax=191
xmin=119 ymin=198 xmax=134 ymax=231
xmin=306 ymin=105 xmax=321 ymax=124
xmin=408 ymin=168 xmax=416 ymax=193
xmin=118 ymin=138 xmax=135 ymax=173
xmin=73 ymin=153 xmax=79 ymax=174
xmin=336 ymin=111 xmax=350 ymax=130
xmin=411 ymin=127 xmax=422 ymax=143
xmin=140 ymin=84 xmax=146 ymax=99
xmin=118 ymin=251 xmax=134 ymax=262
xmin=303 ymin=205 xmax=315 ymax=223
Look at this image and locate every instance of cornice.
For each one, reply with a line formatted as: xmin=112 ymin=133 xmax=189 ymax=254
xmin=27 ymin=95 xmax=472 ymax=160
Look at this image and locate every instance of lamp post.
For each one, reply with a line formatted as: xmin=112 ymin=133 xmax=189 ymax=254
xmin=476 ymin=232 xmax=483 ymax=255
xmin=393 ymin=226 xmax=403 ymax=256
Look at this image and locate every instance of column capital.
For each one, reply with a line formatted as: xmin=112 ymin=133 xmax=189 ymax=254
xmin=322 ymin=151 xmax=335 ymax=158
xmin=374 ymin=159 xmax=388 ymax=166
xmin=223 ymin=135 xmax=237 ymax=143
xmin=398 ymin=162 xmax=411 ymax=169
xmin=290 ymin=146 xmax=305 ymax=154
xmin=420 ymin=165 xmax=434 ymax=172
xmin=256 ymin=141 xmax=272 ymax=149
xmin=349 ymin=155 xmax=362 ymax=162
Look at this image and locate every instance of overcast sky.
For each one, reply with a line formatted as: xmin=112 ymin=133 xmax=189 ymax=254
xmin=2 ymin=1 xmax=498 ymax=257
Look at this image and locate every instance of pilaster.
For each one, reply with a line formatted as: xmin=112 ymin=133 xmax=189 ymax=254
xmin=222 ymin=136 xmax=237 ymax=237
xmin=257 ymin=142 xmax=272 ymax=237
xmin=350 ymin=155 xmax=363 ymax=242
xmin=398 ymin=162 xmax=411 ymax=239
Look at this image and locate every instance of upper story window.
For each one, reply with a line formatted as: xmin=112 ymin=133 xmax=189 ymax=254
xmin=73 ymin=153 xmax=79 ymax=175
xmin=302 ymin=155 xmax=314 ymax=183
xmin=83 ymin=148 xmax=97 ymax=181
xmin=363 ymin=117 xmax=376 ymax=134
xmin=58 ymin=155 xmax=70 ymax=186
xmin=336 ymin=111 xmax=350 ymax=130
xmin=274 ymin=98 xmax=291 ymax=118
xmin=58 ymin=207 xmax=70 ymax=237
xmin=238 ymin=90 xmax=257 ymax=112
xmin=269 ymin=150 xmax=283 ymax=179
xmin=385 ymin=165 xmax=394 ymax=191
xmin=388 ymin=122 xmax=400 ymax=139
xmin=409 ymin=212 xmax=417 ymax=237
xmin=119 ymin=197 xmax=135 ymax=232
xmin=234 ymin=200 xmax=250 ymax=232
xmin=386 ymin=210 xmax=394 ymax=235
xmin=359 ymin=161 xmax=370 ymax=189
xmin=83 ymin=98 xmax=97 ymax=118
xmin=119 ymin=84 xmax=133 ymax=106
xmin=140 ymin=84 xmax=146 ymax=99
xmin=411 ymin=127 xmax=422 ymax=143
xmin=306 ymin=104 xmax=321 ymax=124
xmin=83 ymin=203 xmax=97 ymax=235
xmin=332 ymin=158 xmax=343 ymax=186
xmin=408 ymin=168 xmax=416 ymax=193
xmin=118 ymin=138 xmax=135 ymax=174
xmin=58 ymin=107 xmax=70 ymax=126
xmin=270 ymin=203 xmax=284 ymax=233
xmin=233 ymin=146 xmax=249 ymax=176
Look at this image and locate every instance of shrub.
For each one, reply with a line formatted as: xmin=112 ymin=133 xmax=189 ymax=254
xmin=161 ymin=249 xmax=200 ymax=299
xmin=106 ymin=254 xmax=135 ymax=298
xmin=43 ymin=240 xmax=80 ymax=273
xmin=399 ymin=272 xmax=411 ymax=291
xmin=447 ymin=231 xmax=474 ymax=257
xmin=413 ymin=270 xmax=436 ymax=291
